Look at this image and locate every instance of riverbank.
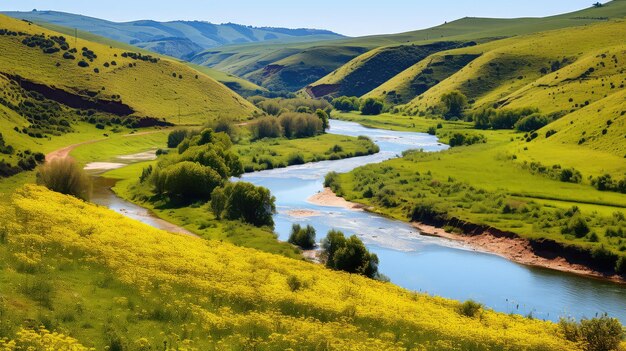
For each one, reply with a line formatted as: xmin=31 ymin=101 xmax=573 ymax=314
xmin=309 ymin=187 xmax=626 ymax=284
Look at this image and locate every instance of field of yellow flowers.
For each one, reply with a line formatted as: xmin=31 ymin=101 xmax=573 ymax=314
xmin=0 ymin=185 xmax=583 ymax=350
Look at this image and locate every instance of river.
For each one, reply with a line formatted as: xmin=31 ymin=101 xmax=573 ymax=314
xmin=91 ymin=119 xmax=626 ymax=323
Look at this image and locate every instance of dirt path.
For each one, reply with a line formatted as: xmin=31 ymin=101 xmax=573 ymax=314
xmin=310 ymin=187 xmax=625 ymax=283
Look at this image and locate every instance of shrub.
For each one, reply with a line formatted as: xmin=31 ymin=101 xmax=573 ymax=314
xmin=515 ymin=113 xmax=549 ymax=132
xmin=251 ymin=117 xmax=281 ymax=140
xmin=440 ymin=91 xmax=467 ymax=119
xmin=360 ymin=98 xmax=384 ymax=115
xmin=322 ymin=230 xmax=379 ymax=278
xmin=158 ymin=161 xmax=223 ymax=200
xmin=278 ymin=112 xmax=323 ymax=138
xmin=427 ymin=126 xmax=437 ymax=135
xmin=77 ymin=60 xmax=89 ymax=68
xmin=37 ymin=158 xmax=91 ymax=200
xmin=288 ymin=224 xmax=316 ymax=249
xmin=459 ymin=300 xmax=483 ymax=318
xmin=287 ymin=153 xmax=305 ymax=166
xmin=210 ymin=186 xmax=227 ymax=220
xmin=331 ymin=96 xmax=360 ymax=112
xmin=562 ymin=215 xmax=590 ymax=238
xmin=559 ymin=316 xmax=623 ymax=351
xmin=258 ymin=100 xmax=281 ymax=115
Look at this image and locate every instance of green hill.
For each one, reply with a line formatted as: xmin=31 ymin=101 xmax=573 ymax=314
xmin=3 ymin=10 xmax=344 ymax=59
xmin=0 ymin=14 xmax=257 ymax=178
xmin=304 ymin=0 xmax=626 ymax=97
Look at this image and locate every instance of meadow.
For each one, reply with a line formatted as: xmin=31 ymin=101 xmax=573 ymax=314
xmin=0 ymin=185 xmax=592 ymax=350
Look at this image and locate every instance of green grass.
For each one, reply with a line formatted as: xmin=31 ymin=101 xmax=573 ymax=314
xmin=330 ymin=119 xmax=626 ymax=262
xmin=234 ymin=133 xmax=379 ymax=172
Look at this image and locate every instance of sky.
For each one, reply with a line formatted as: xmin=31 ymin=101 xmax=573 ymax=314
xmin=1 ymin=0 xmax=609 ymax=37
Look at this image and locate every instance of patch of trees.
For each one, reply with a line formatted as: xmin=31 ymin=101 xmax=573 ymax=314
xmin=0 ymin=29 xmax=25 ymax=36
xmin=0 ymin=133 xmax=14 ymax=155
xmin=520 ymin=161 xmax=582 ymax=184
xmin=21 ymin=34 xmax=68 ymax=54
xmin=210 ymin=181 xmax=276 ymax=227
xmin=121 ymin=52 xmax=159 ymax=63
xmin=255 ymin=97 xmax=332 ymax=116
xmin=251 ymin=113 xmax=325 ymax=140
xmin=440 ymin=91 xmax=467 ymax=120
xmin=148 ymin=129 xmax=276 ymax=228
xmin=322 ymin=230 xmax=380 ymax=279
xmin=447 ymin=132 xmax=486 ymax=147
xmin=360 ymin=98 xmax=384 ymax=115
xmin=288 ymin=224 xmax=316 ymax=249
xmin=472 ymin=107 xmax=562 ymax=133
xmin=81 ymin=47 xmax=97 ymax=61
xmin=36 ymin=157 xmax=91 ymax=200
xmin=331 ymin=96 xmax=361 ymax=112
xmin=591 ymin=174 xmax=626 ymax=194
xmin=0 ymin=150 xmax=46 ymax=178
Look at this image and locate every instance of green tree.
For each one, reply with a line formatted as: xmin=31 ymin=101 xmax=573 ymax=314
xmin=331 ymin=96 xmax=360 ymax=112
xmin=288 ymin=224 xmax=316 ymax=249
xmin=210 ymin=186 xmax=227 ymax=219
xmin=360 ymin=98 xmax=384 ymax=115
xmin=440 ymin=91 xmax=467 ymax=119
xmin=316 ymin=109 xmax=330 ymax=130
xmin=559 ymin=316 xmax=623 ymax=351
xmin=161 ymin=161 xmax=223 ymax=200
xmin=223 ymin=182 xmax=276 ymax=227
xmin=322 ymin=230 xmax=379 ymax=278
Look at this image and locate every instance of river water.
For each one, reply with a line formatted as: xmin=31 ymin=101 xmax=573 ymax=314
xmin=92 ymin=119 xmax=626 ymax=323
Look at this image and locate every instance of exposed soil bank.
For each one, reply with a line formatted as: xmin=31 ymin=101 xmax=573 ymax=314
xmin=310 ymin=188 xmax=626 ymax=284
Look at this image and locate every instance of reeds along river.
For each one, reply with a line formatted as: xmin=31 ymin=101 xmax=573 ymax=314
xmin=91 ymin=119 xmax=626 ymax=323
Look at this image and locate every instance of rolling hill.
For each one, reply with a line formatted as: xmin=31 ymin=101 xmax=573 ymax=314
xmin=305 ymin=0 xmax=626 ymax=97
xmin=0 ymin=14 xmax=257 ymax=178
xmin=2 ymin=10 xmax=344 ymax=59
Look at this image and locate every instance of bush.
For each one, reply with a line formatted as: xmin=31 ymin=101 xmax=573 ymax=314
xmin=322 ymin=230 xmax=379 ymax=278
xmin=559 ymin=316 xmax=623 ymax=351
xmin=157 ymin=161 xmax=223 ymax=200
xmin=331 ymin=96 xmax=360 ymax=112
xmin=210 ymin=186 xmax=227 ymax=220
xmin=562 ymin=215 xmax=590 ymax=238
xmin=459 ymin=300 xmax=483 ymax=318
xmin=440 ymin=91 xmax=467 ymax=119
xmin=251 ymin=117 xmax=281 ymax=140
xmin=287 ymin=153 xmax=305 ymax=165
xmin=167 ymin=129 xmax=189 ymax=148
xmin=515 ymin=113 xmax=549 ymax=132
xmin=360 ymin=98 xmax=384 ymax=115
xmin=288 ymin=224 xmax=316 ymax=249
xmin=221 ymin=182 xmax=276 ymax=227
xmin=278 ymin=112 xmax=323 ymax=138
xmin=37 ymin=158 xmax=91 ymax=200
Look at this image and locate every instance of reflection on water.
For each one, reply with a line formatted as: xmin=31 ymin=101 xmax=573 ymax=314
xmin=243 ymin=119 xmax=626 ymax=323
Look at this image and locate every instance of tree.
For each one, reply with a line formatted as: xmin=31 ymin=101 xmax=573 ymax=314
xmin=331 ymin=96 xmax=360 ymax=112
xmin=223 ymin=182 xmax=276 ymax=227
xmin=288 ymin=224 xmax=316 ymax=249
xmin=440 ymin=91 xmax=467 ymax=119
xmin=160 ymin=161 xmax=223 ymax=200
xmin=210 ymin=186 xmax=227 ymax=219
xmin=360 ymin=98 xmax=384 ymax=115
xmin=251 ymin=117 xmax=281 ymax=140
xmin=321 ymin=230 xmax=379 ymax=278
xmin=559 ymin=316 xmax=623 ymax=351
xmin=37 ymin=157 xmax=91 ymax=201
xmin=315 ymin=109 xmax=329 ymax=130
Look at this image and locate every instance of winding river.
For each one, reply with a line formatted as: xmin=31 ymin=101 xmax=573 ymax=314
xmin=91 ymin=119 xmax=626 ymax=323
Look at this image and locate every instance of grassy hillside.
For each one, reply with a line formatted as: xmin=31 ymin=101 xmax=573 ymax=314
xmin=0 ymin=15 xmax=257 ymax=125
xmin=3 ymin=10 xmax=344 ymax=59
xmin=404 ymin=20 xmax=626 ymax=114
xmin=0 ymin=184 xmax=584 ymax=350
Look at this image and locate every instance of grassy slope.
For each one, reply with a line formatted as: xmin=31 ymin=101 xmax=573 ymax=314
xmin=0 ymin=15 xmax=257 ymax=125
xmin=405 ymin=20 xmax=626 ymax=113
xmin=19 ymin=20 xmax=268 ymax=97
xmin=0 ymin=185 xmax=582 ymax=351
xmin=305 ymin=1 xmax=626 ymax=97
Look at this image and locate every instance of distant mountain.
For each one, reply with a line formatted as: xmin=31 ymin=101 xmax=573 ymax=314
xmin=2 ymin=10 xmax=344 ymax=59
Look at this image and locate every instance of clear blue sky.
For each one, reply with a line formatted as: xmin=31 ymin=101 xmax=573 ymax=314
xmin=1 ymin=0 xmax=609 ymax=36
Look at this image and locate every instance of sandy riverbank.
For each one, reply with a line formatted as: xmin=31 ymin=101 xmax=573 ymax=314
xmin=307 ymin=188 xmax=365 ymax=210
xmin=310 ymin=188 xmax=625 ymax=283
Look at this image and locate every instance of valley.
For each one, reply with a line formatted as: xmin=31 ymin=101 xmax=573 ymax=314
xmin=0 ymin=1 xmax=625 ymax=350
